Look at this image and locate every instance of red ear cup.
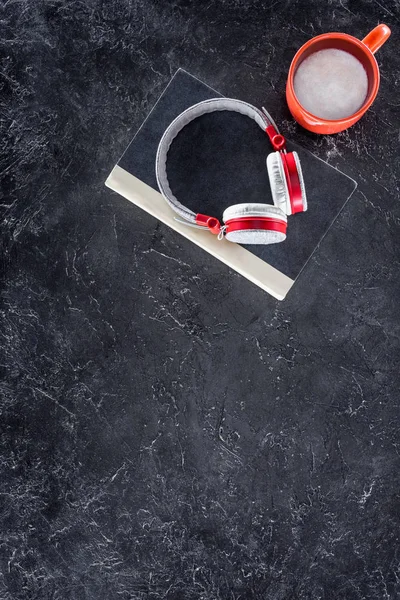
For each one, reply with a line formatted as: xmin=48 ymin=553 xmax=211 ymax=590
xmin=222 ymin=204 xmax=287 ymax=245
xmin=266 ymin=151 xmax=307 ymax=216
xmin=281 ymin=151 xmax=307 ymax=214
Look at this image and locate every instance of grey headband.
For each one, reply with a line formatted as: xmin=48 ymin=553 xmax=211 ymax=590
xmin=155 ymin=98 xmax=278 ymax=224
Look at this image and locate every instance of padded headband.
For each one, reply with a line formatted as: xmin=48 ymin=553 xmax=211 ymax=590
xmin=155 ymin=98 xmax=279 ymax=224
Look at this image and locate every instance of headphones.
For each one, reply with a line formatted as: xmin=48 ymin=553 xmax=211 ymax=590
xmin=156 ymin=98 xmax=307 ymax=245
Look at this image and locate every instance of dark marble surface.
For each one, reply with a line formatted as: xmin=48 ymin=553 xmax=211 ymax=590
xmin=1 ymin=1 xmax=399 ymax=598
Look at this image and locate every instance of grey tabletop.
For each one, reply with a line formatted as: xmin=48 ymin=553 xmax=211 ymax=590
xmin=1 ymin=1 xmax=399 ymax=599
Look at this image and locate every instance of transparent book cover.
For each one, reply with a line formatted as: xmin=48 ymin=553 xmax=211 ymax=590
xmin=110 ymin=69 xmax=357 ymax=286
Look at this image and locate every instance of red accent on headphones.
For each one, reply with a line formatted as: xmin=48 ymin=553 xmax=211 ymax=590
xmin=195 ymin=213 xmax=221 ymax=234
xmin=281 ymin=153 xmax=304 ymax=214
xmin=225 ymin=216 xmax=287 ymax=235
xmin=265 ymin=125 xmax=286 ymax=151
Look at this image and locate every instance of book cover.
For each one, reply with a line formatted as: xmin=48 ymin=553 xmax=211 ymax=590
xmin=106 ymin=69 xmax=357 ymax=300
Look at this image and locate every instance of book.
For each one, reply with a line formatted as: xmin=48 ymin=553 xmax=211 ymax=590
xmin=106 ymin=69 xmax=357 ymax=300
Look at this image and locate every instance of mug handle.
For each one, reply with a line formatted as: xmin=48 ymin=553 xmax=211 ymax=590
xmin=362 ymin=24 xmax=391 ymax=54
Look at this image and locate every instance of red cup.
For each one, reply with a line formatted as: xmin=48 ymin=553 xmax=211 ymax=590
xmin=286 ymin=24 xmax=391 ymax=134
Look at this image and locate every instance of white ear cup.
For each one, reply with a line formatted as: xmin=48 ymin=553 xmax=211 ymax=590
xmin=222 ymin=203 xmax=285 ymax=221
xmin=267 ymin=151 xmax=308 ymax=215
xmin=222 ymin=203 xmax=287 ymax=245
xmin=266 ymin=152 xmax=291 ymax=215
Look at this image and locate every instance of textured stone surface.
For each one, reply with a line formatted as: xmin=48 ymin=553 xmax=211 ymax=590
xmin=1 ymin=1 xmax=399 ymax=599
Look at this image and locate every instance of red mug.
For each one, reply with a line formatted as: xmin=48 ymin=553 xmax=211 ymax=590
xmin=286 ymin=24 xmax=391 ymax=134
